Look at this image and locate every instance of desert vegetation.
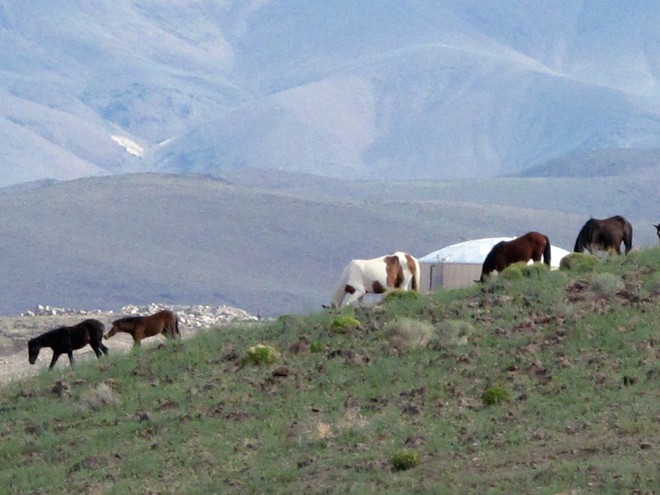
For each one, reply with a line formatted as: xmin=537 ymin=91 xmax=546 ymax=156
xmin=0 ymin=248 xmax=658 ymax=494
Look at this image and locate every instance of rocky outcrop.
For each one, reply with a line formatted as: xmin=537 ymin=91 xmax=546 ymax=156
xmin=21 ymin=303 xmax=259 ymax=329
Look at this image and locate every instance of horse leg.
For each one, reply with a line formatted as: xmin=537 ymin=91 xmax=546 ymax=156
xmin=342 ymin=288 xmax=366 ymax=307
xmin=49 ymin=352 xmax=61 ymax=369
xmin=92 ymin=343 xmax=108 ymax=358
xmin=165 ymin=326 xmax=181 ymax=343
xmin=67 ymin=351 xmax=75 ymax=367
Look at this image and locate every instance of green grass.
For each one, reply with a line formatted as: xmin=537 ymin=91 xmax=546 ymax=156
xmin=1 ymin=248 xmax=658 ymax=494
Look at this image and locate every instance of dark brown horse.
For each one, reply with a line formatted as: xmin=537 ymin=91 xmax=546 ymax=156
xmin=104 ymin=309 xmax=180 ymax=347
xmin=28 ymin=319 xmax=108 ymax=369
xmin=573 ymin=216 xmax=633 ymax=254
xmin=480 ymin=232 xmax=551 ymax=282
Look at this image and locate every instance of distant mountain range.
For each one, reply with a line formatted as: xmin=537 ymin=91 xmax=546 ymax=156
xmin=2 ymin=1 xmax=660 ymax=186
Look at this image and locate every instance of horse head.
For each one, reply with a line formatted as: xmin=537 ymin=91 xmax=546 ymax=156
xmin=27 ymin=339 xmax=40 ymax=364
xmin=104 ymin=321 xmax=122 ymax=340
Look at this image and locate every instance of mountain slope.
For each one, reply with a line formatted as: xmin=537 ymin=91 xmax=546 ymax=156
xmin=1 ymin=2 xmax=660 ymax=185
xmin=154 ymin=46 xmax=660 ymax=178
xmin=514 ymin=148 xmax=660 ymax=178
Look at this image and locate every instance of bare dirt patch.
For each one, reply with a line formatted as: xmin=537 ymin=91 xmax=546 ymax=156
xmin=0 ymin=313 xmax=165 ymax=383
xmin=0 ymin=304 xmax=257 ymax=384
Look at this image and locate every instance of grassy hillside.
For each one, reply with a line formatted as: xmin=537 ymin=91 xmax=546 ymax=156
xmin=0 ymin=172 xmax=658 ymax=317
xmin=0 ymin=248 xmax=658 ymax=494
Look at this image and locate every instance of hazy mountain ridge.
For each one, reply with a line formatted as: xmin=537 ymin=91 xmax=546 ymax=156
xmin=1 ymin=1 xmax=660 ymax=185
xmin=514 ymin=148 xmax=660 ymax=178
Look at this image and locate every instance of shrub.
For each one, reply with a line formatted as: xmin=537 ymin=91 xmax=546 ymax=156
xmin=646 ymin=271 xmax=660 ymax=296
xmin=382 ymin=289 xmax=419 ymax=304
xmin=481 ymin=385 xmax=510 ymax=406
xmin=521 ymin=262 xmax=550 ymax=277
xmin=79 ymin=383 xmax=119 ymax=412
xmin=560 ymin=253 xmax=599 ymax=272
xmin=243 ymin=344 xmax=279 ymax=366
xmin=390 ymin=450 xmax=420 ymax=471
xmin=384 ymin=318 xmax=434 ymax=352
xmin=435 ymin=319 xmax=473 ymax=347
xmin=309 ymin=340 xmax=324 ymax=353
xmin=330 ymin=315 xmax=361 ymax=333
xmin=500 ymin=263 xmax=524 ymax=280
xmin=588 ymin=272 xmax=624 ymax=299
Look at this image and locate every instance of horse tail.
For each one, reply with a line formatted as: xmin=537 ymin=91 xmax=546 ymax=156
xmin=543 ymin=235 xmax=552 ymax=266
xmin=623 ymin=219 xmax=633 ymax=253
xmin=411 ymin=255 xmax=420 ymax=291
xmin=174 ymin=314 xmax=181 ymax=337
xmin=403 ymin=253 xmax=420 ymax=291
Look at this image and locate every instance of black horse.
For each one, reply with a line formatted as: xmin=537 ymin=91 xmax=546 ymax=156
xmin=574 ymin=216 xmax=633 ymax=254
xmin=28 ymin=319 xmax=108 ymax=369
xmin=654 ymin=224 xmax=660 ymax=244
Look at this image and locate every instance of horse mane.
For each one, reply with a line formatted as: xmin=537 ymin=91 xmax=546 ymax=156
xmin=30 ymin=326 xmax=66 ymax=343
xmin=574 ymin=218 xmax=597 ymax=252
xmin=114 ymin=315 xmax=142 ymax=325
xmin=482 ymin=241 xmax=503 ymax=274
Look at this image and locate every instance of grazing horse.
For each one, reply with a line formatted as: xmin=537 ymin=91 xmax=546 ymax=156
xmin=573 ymin=216 xmax=633 ymax=254
xmin=104 ymin=309 xmax=180 ymax=347
xmin=654 ymin=224 xmax=660 ymax=244
xmin=28 ymin=319 xmax=108 ymax=369
xmin=330 ymin=251 xmax=420 ymax=308
xmin=480 ymin=232 xmax=551 ymax=282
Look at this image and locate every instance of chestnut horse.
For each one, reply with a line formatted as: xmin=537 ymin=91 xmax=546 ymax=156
xmin=480 ymin=232 xmax=551 ymax=282
xmin=330 ymin=251 xmax=420 ymax=308
xmin=28 ymin=319 xmax=108 ymax=369
xmin=104 ymin=309 xmax=180 ymax=347
xmin=573 ymin=215 xmax=633 ymax=254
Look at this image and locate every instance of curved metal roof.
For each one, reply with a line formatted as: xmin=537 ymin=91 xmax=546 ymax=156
xmin=420 ymin=237 xmax=570 ymax=268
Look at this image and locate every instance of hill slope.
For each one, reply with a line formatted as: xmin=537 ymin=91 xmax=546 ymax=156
xmin=1 ymin=248 xmax=658 ymax=493
xmin=0 ymin=172 xmax=657 ymax=316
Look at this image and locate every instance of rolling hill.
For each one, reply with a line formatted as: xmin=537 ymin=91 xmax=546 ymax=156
xmin=0 ymin=171 xmax=657 ymax=317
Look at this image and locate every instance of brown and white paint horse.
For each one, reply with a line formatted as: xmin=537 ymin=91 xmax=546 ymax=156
xmin=330 ymin=252 xmax=420 ymax=308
